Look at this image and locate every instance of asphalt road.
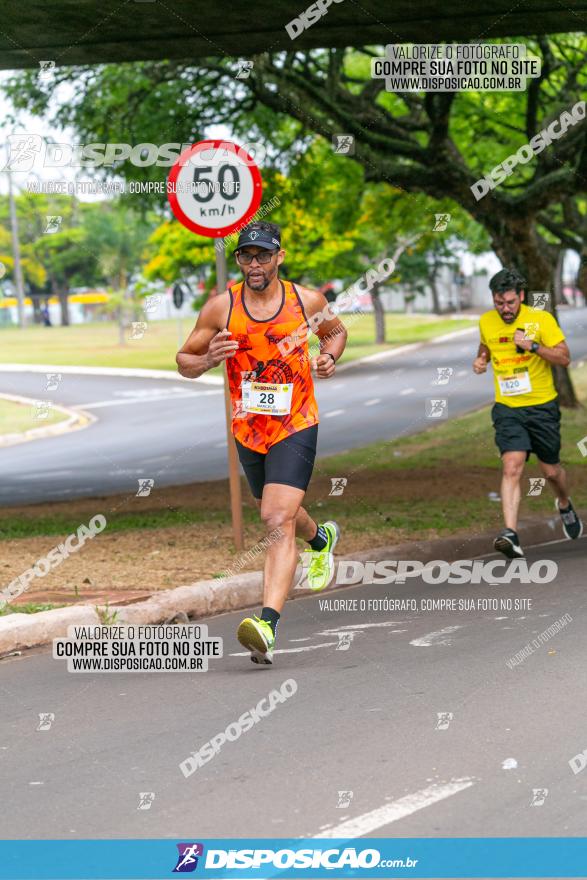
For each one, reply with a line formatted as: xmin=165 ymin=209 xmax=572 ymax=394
xmin=1 ymin=309 xmax=586 ymax=507
xmin=0 ymin=536 xmax=585 ymax=840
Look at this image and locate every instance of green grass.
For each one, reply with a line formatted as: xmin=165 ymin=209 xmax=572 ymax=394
xmin=320 ymin=363 xmax=587 ymax=473
xmin=0 ymin=314 xmax=474 ymax=371
xmin=0 ymin=602 xmax=63 ymax=616
xmin=0 ymin=398 xmax=69 ymax=435
xmin=4 ymin=365 xmax=585 ymax=545
xmin=0 ymin=319 xmax=193 ymax=371
xmin=305 ymin=363 xmax=587 ymax=538
xmin=0 ymin=507 xmax=246 ymax=541
xmin=336 ymin=313 xmax=475 ymax=363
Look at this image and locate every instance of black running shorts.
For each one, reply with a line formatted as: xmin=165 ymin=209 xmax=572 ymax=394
xmin=235 ymin=425 xmax=318 ymax=499
xmin=491 ymin=399 xmax=561 ymax=464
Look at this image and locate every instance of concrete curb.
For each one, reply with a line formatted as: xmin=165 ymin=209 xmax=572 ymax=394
xmin=0 ymin=514 xmax=566 ymax=657
xmin=0 ymin=393 xmax=96 ymax=448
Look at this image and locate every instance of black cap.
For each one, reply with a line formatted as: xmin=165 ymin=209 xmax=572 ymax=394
xmin=234 ymin=228 xmax=281 ymax=253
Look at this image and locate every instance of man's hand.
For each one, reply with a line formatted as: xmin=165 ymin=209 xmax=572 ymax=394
xmin=513 ymin=329 xmax=533 ymax=351
xmin=473 ymin=353 xmax=488 ymax=374
xmin=311 ymin=353 xmax=336 ymax=379
xmin=206 ymin=329 xmax=239 ymax=367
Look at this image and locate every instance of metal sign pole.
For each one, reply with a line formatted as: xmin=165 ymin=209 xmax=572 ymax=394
xmin=215 ymin=239 xmax=244 ymax=551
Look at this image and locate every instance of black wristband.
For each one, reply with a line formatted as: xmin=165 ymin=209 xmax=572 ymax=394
xmin=323 ymin=352 xmax=336 ymax=365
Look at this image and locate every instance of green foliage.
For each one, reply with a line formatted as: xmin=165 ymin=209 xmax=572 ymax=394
xmin=0 ymin=192 xmax=157 ymax=296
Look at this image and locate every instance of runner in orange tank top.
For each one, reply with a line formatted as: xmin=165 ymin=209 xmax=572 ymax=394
xmin=177 ymin=222 xmax=348 ymax=665
xmin=226 ymin=278 xmax=319 ymax=453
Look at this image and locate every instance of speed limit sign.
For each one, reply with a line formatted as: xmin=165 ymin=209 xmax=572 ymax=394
xmin=168 ymin=139 xmax=264 ymax=553
xmin=167 ymin=140 xmax=263 ymax=238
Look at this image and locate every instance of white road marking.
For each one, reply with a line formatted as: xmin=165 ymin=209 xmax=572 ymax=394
xmin=457 ymin=369 xmax=468 ymax=377
xmin=364 ymin=398 xmax=381 ymax=406
xmin=399 ymin=387 xmax=415 ymax=396
xmin=337 ymin=343 xmax=420 ymax=370
xmin=318 ymin=621 xmax=407 ymax=635
xmin=231 ymin=641 xmax=339 ymax=657
xmin=113 ymin=387 xmax=194 ymax=398
xmin=430 ymin=327 xmax=477 ymax=345
xmin=324 ymin=409 xmax=345 ymax=418
xmin=20 ymin=470 xmax=73 ymax=480
xmin=0 ymin=363 xmax=223 ymax=385
xmin=410 ymin=625 xmax=463 ymax=647
xmin=317 ymin=778 xmax=476 ymax=838
xmin=80 ymin=390 xmax=220 ymax=409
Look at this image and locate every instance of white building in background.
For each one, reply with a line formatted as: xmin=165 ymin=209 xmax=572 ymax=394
xmin=378 ymin=264 xmax=494 ymax=313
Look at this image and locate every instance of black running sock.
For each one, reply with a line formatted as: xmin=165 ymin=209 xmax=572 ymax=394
xmin=260 ymin=607 xmax=280 ymax=636
xmin=309 ymin=524 xmax=328 ymax=551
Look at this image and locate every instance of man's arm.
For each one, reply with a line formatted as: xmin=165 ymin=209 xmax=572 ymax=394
xmin=513 ymin=330 xmax=570 ymax=367
xmin=176 ymin=293 xmax=236 ymax=379
xmin=298 ymin=287 xmax=348 ymax=378
xmin=473 ymin=342 xmax=490 ymax=374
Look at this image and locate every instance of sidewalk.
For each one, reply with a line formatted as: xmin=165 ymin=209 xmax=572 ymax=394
xmin=0 ymin=512 xmax=566 ymax=656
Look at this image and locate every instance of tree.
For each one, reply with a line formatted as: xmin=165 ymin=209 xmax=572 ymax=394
xmin=6 ymin=37 xmax=584 ymax=399
xmin=83 ymin=200 xmax=155 ymax=343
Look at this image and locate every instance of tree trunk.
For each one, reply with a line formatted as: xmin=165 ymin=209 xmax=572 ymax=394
xmin=371 ymin=284 xmax=385 ymax=344
xmin=490 ymin=220 xmax=578 ymax=407
xmin=577 ymin=249 xmax=587 ymax=307
xmin=58 ymin=289 xmax=70 ymax=326
xmin=553 ymin=249 xmax=565 ymax=306
xmin=428 ymin=275 xmax=441 ymax=314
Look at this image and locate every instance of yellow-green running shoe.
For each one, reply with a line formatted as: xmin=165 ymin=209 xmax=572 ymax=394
xmin=237 ymin=615 xmax=275 ymax=665
xmin=303 ymin=521 xmax=340 ymax=592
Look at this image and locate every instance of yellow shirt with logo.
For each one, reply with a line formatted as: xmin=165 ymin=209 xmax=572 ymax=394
xmin=479 ymin=303 xmax=565 ymax=407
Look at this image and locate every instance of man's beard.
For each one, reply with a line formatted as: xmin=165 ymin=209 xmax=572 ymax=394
xmin=246 ymin=268 xmax=275 ymax=291
xmin=500 ymin=305 xmax=521 ymax=323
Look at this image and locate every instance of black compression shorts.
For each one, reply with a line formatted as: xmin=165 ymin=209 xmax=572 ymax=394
xmin=235 ymin=425 xmax=318 ymax=499
xmin=491 ymin=399 xmax=561 ymax=464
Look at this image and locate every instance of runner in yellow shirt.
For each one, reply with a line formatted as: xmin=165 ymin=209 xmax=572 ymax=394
xmin=473 ymin=268 xmax=582 ymax=557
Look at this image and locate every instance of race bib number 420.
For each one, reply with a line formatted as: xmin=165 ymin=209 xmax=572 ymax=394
xmin=242 ymin=381 xmax=293 ymax=415
xmin=498 ymin=371 xmax=532 ymax=396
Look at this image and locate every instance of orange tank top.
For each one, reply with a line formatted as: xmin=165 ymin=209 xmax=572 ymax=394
xmin=226 ymin=279 xmax=319 ymax=453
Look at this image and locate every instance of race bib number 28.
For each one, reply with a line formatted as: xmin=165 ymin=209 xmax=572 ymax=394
xmin=242 ymin=381 xmax=293 ymax=415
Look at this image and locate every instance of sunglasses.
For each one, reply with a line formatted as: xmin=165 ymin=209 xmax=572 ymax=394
xmin=236 ymin=249 xmax=278 ymax=265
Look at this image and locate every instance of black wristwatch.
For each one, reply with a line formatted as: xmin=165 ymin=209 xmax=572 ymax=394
xmin=323 ymin=352 xmax=336 ymax=365
xmin=530 ymin=341 xmax=540 ymax=354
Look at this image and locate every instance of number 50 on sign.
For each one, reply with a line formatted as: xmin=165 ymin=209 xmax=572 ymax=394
xmin=167 ymin=140 xmax=262 ymax=239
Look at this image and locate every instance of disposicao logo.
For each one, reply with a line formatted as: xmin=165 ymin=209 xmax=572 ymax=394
xmin=173 ymin=843 xmax=204 ymax=873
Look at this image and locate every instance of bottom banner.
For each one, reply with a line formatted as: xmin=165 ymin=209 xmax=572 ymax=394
xmin=0 ymin=838 xmax=586 ymax=879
